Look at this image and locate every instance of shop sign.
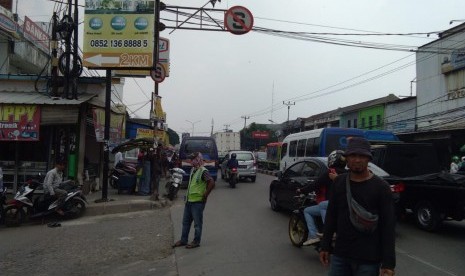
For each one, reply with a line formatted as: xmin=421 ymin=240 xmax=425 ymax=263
xmin=136 ymin=128 xmax=169 ymax=145
xmin=252 ymin=130 xmax=269 ymax=139
xmin=0 ymin=104 xmax=40 ymax=141
xmin=0 ymin=6 xmax=16 ymax=34
xmin=23 ymin=16 xmax=50 ymax=54
xmin=92 ymin=108 xmax=125 ymax=143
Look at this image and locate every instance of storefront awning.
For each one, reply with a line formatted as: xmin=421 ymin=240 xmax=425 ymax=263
xmin=0 ymin=91 xmax=97 ymax=105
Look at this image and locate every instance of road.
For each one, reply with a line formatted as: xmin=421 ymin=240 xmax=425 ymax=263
xmin=1 ymin=173 xmax=464 ymax=276
xmin=171 ymin=173 xmax=465 ymax=276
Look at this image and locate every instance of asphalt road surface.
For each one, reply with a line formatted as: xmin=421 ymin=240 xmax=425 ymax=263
xmin=1 ymin=173 xmax=464 ymax=276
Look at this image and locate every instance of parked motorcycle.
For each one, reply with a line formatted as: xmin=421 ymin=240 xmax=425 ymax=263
xmin=165 ymin=167 xmax=185 ymax=200
xmin=3 ymin=177 xmax=87 ymax=227
xmin=228 ymin=167 xmax=238 ymax=189
xmin=110 ymin=161 xmax=137 ymax=189
xmin=288 ymin=192 xmax=324 ymax=251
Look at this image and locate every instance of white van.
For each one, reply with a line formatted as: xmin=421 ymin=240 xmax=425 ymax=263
xmin=279 ymin=128 xmax=364 ymax=172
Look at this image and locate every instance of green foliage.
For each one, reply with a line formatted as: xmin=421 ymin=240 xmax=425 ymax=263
xmin=240 ymin=123 xmax=279 ymax=150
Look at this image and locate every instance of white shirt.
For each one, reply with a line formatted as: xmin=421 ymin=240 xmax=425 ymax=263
xmin=114 ymin=152 xmax=123 ymax=167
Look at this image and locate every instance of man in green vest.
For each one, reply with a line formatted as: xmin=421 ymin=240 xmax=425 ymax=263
xmin=172 ymin=152 xmax=215 ymax=249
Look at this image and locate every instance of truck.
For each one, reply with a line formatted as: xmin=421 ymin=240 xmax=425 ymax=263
xmin=372 ymin=142 xmax=465 ymax=231
xmin=213 ymin=131 xmax=241 ymax=158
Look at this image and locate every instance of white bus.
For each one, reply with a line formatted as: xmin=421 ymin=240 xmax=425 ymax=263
xmin=279 ymin=127 xmax=365 ymax=172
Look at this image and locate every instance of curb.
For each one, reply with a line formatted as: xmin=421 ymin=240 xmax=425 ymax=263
xmin=257 ymin=169 xmax=277 ymax=176
xmin=85 ymin=198 xmax=172 ymax=217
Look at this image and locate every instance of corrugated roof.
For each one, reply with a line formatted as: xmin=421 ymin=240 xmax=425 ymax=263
xmin=0 ymin=91 xmax=96 ymax=105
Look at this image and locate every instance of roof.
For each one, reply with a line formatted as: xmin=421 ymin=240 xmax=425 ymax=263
xmin=0 ymin=91 xmax=97 ymax=105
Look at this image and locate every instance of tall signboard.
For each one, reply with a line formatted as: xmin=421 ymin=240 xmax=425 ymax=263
xmin=83 ymin=0 xmax=155 ymax=69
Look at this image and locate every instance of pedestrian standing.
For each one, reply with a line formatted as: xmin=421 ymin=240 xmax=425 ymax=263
xmin=319 ymin=137 xmax=396 ymax=276
xmin=151 ymin=147 xmax=163 ymax=200
xmin=172 ymin=152 xmax=215 ymax=249
xmin=450 ymin=156 xmax=460 ymax=174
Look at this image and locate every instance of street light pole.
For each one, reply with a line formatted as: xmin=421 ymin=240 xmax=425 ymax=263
xmin=283 ymin=101 xmax=295 ymax=122
xmin=186 ymin=120 xmax=201 ymax=136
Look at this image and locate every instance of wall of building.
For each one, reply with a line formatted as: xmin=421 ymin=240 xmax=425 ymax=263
xmin=340 ymin=112 xmax=358 ymax=128
xmin=416 ymin=29 xmax=465 ymax=132
xmin=358 ymin=105 xmax=384 ymax=130
xmin=385 ymin=98 xmax=416 ymax=134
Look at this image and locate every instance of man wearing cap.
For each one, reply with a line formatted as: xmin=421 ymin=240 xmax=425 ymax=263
xmin=172 ymin=152 xmax=215 ymax=249
xmin=319 ymin=137 xmax=396 ymax=276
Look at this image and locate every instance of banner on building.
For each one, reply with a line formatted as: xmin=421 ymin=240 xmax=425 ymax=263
xmin=0 ymin=104 xmax=40 ymax=141
xmin=23 ymin=16 xmax=50 ymax=54
xmin=136 ymin=128 xmax=169 ymax=145
xmin=92 ymin=108 xmax=125 ymax=143
xmin=252 ymin=130 xmax=269 ymax=139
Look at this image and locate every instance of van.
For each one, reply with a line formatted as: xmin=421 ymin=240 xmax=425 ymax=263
xmin=179 ymin=136 xmax=219 ymax=183
xmin=280 ymin=127 xmax=364 ymax=171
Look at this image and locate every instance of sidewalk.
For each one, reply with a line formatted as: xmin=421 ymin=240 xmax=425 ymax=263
xmin=83 ymin=178 xmax=172 ymax=217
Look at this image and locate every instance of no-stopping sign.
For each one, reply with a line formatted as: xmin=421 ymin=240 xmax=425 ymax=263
xmin=224 ymin=6 xmax=254 ymax=35
xmin=151 ymin=63 xmax=166 ymax=83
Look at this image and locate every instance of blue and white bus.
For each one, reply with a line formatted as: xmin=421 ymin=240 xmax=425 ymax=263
xmin=280 ymin=128 xmax=365 ymax=171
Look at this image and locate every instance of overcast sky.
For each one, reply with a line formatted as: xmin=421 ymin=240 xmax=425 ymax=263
xmin=18 ymin=0 xmax=465 ymax=138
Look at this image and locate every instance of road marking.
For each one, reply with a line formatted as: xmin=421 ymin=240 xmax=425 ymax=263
xmin=396 ymin=247 xmax=458 ymax=276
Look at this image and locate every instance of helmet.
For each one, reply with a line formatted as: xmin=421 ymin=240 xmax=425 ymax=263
xmin=231 ymin=153 xmax=237 ymax=159
xmin=328 ymin=150 xmax=346 ymax=168
xmin=452 ymin=155 xmax=460 ymax=162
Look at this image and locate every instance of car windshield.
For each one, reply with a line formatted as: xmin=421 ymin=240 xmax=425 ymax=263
xmin=236 ymin=153 xmax=253 ymax=161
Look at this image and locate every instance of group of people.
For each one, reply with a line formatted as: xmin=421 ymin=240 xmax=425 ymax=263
xmin=450 ymin=155 xmax=465 ymax=174
xmin=294 ymin=137 xmax=395 ymax=275
xmin=135 ymin=147 xmax=179 ymax=199
xmin=169 ymin=137 xmax=396 ymax=275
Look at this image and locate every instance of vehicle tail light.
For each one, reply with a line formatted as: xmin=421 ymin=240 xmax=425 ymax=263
xmin=390 ymin=182 xmax=405 ymax=193
xmin=232 ymin=167 xmax=238 ymax=173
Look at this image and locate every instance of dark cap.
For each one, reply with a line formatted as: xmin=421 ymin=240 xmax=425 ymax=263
xmin=344 ymin=137 xmax=372 ymax=159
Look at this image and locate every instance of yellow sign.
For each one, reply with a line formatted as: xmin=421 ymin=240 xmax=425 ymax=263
xmin=136 ymin=128 xmax=169 ymax=145
xmin=83 ymin=1 xmax=155 ymax=68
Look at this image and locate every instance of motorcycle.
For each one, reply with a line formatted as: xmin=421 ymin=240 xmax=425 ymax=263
xmin=228 ymin=167 xmax=238 ymax=189
xmin=288 ymin=192 xmax=324 ymax=251
xmin=165 ymin=167 xmax=185 ymax=200
xmin=3 ymin=177 xmax=87 ymax=227
xmin=110 ymin=161 xmax=137 ymax=189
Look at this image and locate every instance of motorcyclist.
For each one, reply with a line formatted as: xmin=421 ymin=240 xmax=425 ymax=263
xmin=43 ymin=158 xmax=68 ymax=216
xmin=296 ymin=150 xmax=347 ymax=246
xmin=226 ymin=153 xmax=239 ymax=179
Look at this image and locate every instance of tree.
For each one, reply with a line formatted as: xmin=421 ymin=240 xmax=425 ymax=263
xmin=240 ymin=123 xmax=279 ymax=151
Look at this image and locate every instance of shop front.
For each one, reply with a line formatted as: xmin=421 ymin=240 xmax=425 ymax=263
xmin=0 ymin=94 xmax=94 ymax=191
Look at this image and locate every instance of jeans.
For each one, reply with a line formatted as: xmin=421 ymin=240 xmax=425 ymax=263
xmin=180 ymin=202 xmax=206 ymax=244
xmin=319 ymin=200 xmax=329 ymax=223
xmin=329 ymin=255 xmax=380 ymax=276
xmin=304 ymin=204 xmax=320 ymax=238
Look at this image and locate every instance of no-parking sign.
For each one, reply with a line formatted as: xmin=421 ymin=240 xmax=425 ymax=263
xmin=224 ymin=6 xmax=254 ymax=35
xmin=151 ymin=63 xmax=166 ymax=83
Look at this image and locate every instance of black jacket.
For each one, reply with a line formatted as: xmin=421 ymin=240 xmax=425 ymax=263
xmin=321 ymin=173 xmax=396 ymax=269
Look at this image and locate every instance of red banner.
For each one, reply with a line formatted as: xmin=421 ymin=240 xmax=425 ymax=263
xmin=252 ymin=130 xmax=269 ymax=139
xmin=0 ymin=104 xmax=40 ymax=141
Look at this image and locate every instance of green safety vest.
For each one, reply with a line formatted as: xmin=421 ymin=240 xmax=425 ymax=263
xmin=187 ymin=167 xmax=208 ymax=202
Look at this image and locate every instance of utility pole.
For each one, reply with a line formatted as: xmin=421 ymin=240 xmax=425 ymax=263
xmin=241 ymin=115 xmax=250 ymax=129
xmin=283 ymin=101 xmax=295 ymax=122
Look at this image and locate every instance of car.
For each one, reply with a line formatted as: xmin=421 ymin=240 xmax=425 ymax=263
xmin=220 ymin=150 xmax=257 ymax=182
xmin=269 ymin=157 xmax=400 ymax=212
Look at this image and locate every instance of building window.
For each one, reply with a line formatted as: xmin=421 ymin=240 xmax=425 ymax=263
xmin=376 ymin=114 xmax=382 ymax=128
xmin=368 ymin=116 xmax=373 ymax=129
xmin=354 ymin=119 xmax=358 ymax=128
xmin=347 ymin=120 xmax=351 ymax=128
xmin=361 ymin=118 xmax=366 ymax=129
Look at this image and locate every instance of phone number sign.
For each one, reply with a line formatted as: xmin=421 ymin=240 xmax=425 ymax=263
xmin=83 ymin=1 xmax=155 ymax=69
